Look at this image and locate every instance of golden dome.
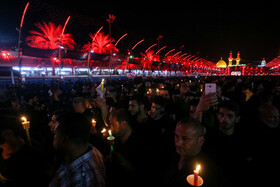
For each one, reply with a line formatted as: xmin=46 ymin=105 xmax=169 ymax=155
xmin=216 ymin=57 xmax=227 ymax=68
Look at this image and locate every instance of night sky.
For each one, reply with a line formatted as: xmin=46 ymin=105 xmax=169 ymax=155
xmin=1 ymin=0 xmax=280 ymax=64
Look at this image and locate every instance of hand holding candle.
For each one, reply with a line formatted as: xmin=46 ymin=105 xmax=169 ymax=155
xmin=21 ymin=116 xmax=31 ymax=146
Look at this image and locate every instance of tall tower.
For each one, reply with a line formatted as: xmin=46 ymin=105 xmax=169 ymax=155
xmin=236 ymin=51 xmax=240 ymax=65
xmin=228 ymin=51 xmax=233 ymax=66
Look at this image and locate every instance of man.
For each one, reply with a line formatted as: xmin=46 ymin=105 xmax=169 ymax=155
xmin=216 ymin=100 xmax=240 ymax=135
xmin=204 ymin=100 xmax=245 ymax=186
xmin=72 ymin=97 xmax=87 ymax=114
xmin=107 ymin=108 xmax=152 ymax=187
xmin=128 ymin=95 xmax=148 ymax=126
xmin=49 ymin=112 xmax=105 ymax=187
xmin=0 ymin=111 xmax=50 ymax=186
xmin=72 ymin=97 xmax=94 ymax=121
xmin=164 ymin=118 xmax=224 ymax=187
xmin=245 ymin=104 xmax=279 ymax=186
xmin=133 ymin=77 xmax=146 ymax=96
xmin=147 ymin=96 xmax=174 ymax=150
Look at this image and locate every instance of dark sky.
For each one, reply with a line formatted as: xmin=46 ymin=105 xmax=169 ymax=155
xmin=1 ymin=0 xmax=280 ymax=63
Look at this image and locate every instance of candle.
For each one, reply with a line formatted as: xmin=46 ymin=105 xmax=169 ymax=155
xmin=156 ymin=88 xmax=160 ymax=95
xmin=101 ymin=128 xmax=107 ymax=136
xmin=186 ymin=164 xmax=203 ymax=186
xmin=101 ymin=79 xmax=104 ymax=91
xmin=91 ymin=119 xmax=96 ymax=128
xmin=193 ymin=165 xmax=200 ymax=186
xmin=108 ymin=130 xmax=114 ymax=151
xmin=108 ymin=130 xmax=113 ymax=140
xmin=21 ymin=116 xmax=27 ymax=124
xmin=21 ymin=116 xmax=31 ymax=146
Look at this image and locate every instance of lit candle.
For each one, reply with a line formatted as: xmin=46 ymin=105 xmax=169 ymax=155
xmin=101 ymin=128 xmax=107 ymax=137
xmin=21 ymin=116 xmax=31 ymax=146
xmin=91 ymin=119 xmax=96 ymax=128
xmin=21 ymin=116 xmax=27 ymax=123
xmin=108 ymin=130 xmax=113 ymax=140
xmin=193 ymin=165 xmax=200 ymax=186
xmin=108 ymin=130 xmax=114 ymax=151
xmin=101 ymin=79 xmax=104 ymax=91
xmin=156 ymin=88 xmax=160 ymax=95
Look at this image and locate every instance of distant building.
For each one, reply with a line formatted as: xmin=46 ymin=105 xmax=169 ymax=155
xmin=216 ymin=57 xmax=227 ymax=68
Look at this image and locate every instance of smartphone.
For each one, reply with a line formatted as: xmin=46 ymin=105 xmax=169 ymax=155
xmin=205 ymin=83 xmax=216 ymax=95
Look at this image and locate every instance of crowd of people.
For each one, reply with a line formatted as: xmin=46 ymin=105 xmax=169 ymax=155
xmin=0 ymin=75 xmax=279 ymax=187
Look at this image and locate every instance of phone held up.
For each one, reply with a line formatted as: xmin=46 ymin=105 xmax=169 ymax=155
xmin=205 ymin=83 xmax=216 ymax=95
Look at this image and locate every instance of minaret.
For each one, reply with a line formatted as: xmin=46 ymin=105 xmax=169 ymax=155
xmin=236 ymin=51 xmax=240 ymax=65
xmin=228 ymin=51 xmax=233 ymax=66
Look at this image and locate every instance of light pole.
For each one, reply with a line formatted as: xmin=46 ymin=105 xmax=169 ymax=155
xmin=17 ymin=2 xmax=30 ymax=81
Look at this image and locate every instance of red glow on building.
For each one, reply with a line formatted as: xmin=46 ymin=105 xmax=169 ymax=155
xmin=25 ymin=22 xmax=76 ymax=50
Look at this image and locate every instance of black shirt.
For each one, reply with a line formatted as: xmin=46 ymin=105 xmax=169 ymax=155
xmin=164 ymin=151 xmax=226 ymax=187
xmin=0 ymin=144 xmax=50 ymax=187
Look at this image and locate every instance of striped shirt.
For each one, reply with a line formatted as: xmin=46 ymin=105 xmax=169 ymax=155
xmin=49 ymin=144 xmax=105 ymax=187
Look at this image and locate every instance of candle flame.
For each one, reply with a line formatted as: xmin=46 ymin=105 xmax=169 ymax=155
xmin=21 ymin=117 xmax=27 ymax=122
xmin=196 ymin=165 xmax=201 ymax=172
xmin=108 ymin=130 xmax=112 ymax=135
xmin=92 ymin=119 xmax=96 ymax=123
xmin=101 ymin=128 xmax=106 ymax=133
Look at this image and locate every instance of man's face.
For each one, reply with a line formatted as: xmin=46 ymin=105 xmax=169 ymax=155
xmin=128 ymin=100 xmax=140 ymax=116
xmin=174 ymin=123 xmax=204 ymax=158
xmin=53 ymin=125 xmax=63 ymax=152
xmin=11 ymin=101 xmax=20 ymax=111
xmin=150 ymin=103 xmax=163 ymax=119
xmin=217 ymin=107 xmax=239 ymax=132
xmin=160 ymin=90 xmax=170 ymax=99
xmin=189 ymin=105 xmax=197 ymax=118
xmin=109 ymin=115 xmax=123 ymax=136
xmin=262 ymin=109 xmax=279 ymax=128
xmin=72 ymin=103 xmax=85 ymax=113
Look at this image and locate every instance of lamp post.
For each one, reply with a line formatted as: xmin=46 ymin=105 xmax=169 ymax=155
xmin=17 ymin=2 xmax=30 ymax=81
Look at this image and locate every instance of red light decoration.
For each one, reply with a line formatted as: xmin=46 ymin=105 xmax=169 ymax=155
xmin=26 ymin=22 xmax=76 ymax=50
xmin=82 ymin=32 xmax=118 ymax=54
xmin=1 ymin=51 xmax=10 ymax=60
xmin=141 ymin=50 xmax=159 ymax=70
